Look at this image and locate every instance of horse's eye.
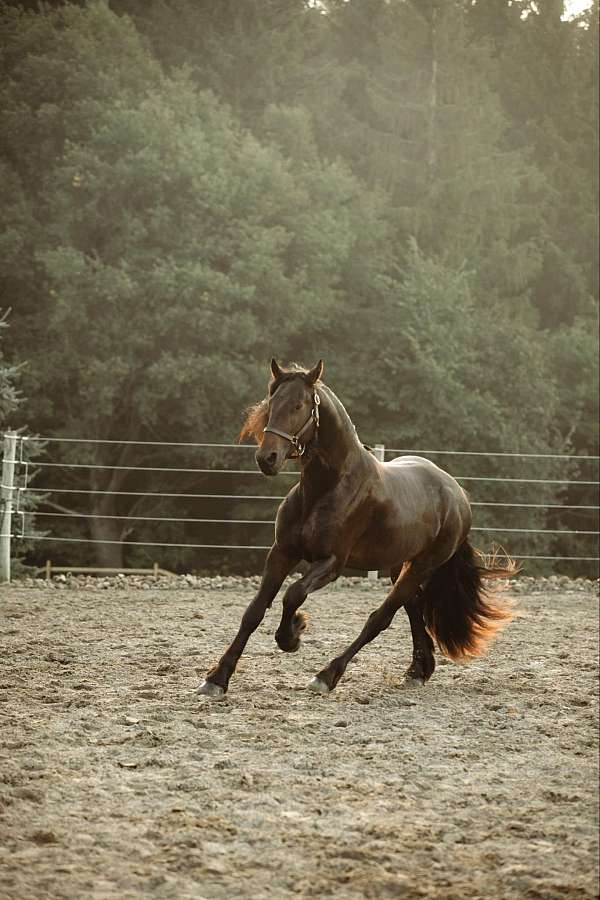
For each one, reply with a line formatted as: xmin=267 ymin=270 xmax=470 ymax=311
xmin=295 ymin=403 xmax=302 ymax=411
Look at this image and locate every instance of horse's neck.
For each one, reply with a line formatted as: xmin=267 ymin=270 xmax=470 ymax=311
xmin=303 ymin=384 xmax=362 ymax=480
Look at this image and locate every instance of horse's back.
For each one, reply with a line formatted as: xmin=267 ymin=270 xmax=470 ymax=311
xmin=384 ymin=454 xmax=464 ymax=494
xmin=386 ymin=454 xmax=445 ymax=472
xmin=380 ymin=454 xmax=471 ymax=536
xmin=337 ymin=453 xmax=471 ymax=570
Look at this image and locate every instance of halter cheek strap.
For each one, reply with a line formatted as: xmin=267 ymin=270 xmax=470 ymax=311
xmin=263 ymin=389 xmax=320 ymax=458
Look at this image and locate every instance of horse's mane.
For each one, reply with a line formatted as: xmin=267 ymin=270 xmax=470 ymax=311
xmin=239 ymin=398 xmax=269 ymax=444
xmin=239 ymin=363 xmax=318 ymax=445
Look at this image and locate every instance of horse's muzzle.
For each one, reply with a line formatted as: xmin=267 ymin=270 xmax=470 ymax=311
xmin=256 ymin=449 xmax=280 ymax=476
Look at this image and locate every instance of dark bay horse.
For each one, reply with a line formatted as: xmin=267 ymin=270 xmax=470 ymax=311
xmin=198 ymin=359 xmax=515 ymax=699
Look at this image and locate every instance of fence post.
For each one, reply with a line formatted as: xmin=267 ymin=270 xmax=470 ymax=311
xmin=367 ymin=444 xmax=386 ymax=580
xmin=1 ymin=432 xmax=17 ymax=583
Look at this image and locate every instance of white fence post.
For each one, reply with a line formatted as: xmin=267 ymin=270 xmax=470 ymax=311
xmin=1 ymin=432 xmax=17 ymax=583
xmin=367 ymin=444 xmax=386 ymax=580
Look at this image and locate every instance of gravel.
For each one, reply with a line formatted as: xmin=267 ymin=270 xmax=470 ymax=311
xmin=0 ymin=578 xmax=598 ymax=899
xmin=11 ymin=572 xmax=600 ymax=595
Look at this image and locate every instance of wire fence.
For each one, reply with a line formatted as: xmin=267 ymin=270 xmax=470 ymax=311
xmin=2 ymin=434 xmax=599 ymax=573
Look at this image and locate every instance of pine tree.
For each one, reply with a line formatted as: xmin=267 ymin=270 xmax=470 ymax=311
xmin=0 ymin=310 xmax=21 ymax=427
xmin=467 ymin=0 xmax=599 ymax=327
xmin=314 ymin=0 xmax=549 ymax=309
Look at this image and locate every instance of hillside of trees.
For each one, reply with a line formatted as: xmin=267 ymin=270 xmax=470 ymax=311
xmin=1 ymin=0 xmax=598 ymax=574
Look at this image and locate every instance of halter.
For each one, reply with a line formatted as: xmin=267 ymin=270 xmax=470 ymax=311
xmin=263 ymin=389 xmax=320 ymax=458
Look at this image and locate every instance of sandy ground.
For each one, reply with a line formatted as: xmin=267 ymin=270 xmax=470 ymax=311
xmin=0 ymin=580 xmax=598 ymax=900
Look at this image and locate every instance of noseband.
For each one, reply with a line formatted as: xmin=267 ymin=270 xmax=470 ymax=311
xmin=263 ymin=389 xmax=320 ymax=458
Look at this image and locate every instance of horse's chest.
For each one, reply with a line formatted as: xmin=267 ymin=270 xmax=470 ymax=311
xmin=297 ymin=494 xmax=362 ymax=560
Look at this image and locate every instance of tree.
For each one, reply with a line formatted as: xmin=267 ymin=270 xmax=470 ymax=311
xmin=467 ymin=0 xmax=599 ymax=328
xmin=2 ymin=0 xmax=596 ymax=573
xmin=327 ymin=239 xmax=569 ymax=568
xmin=331 ymin=239 xmax=559 ymax=447
xmin=0 ymin=310 xmax=31 ymax=574
xmin=0 ymin=310 xmax=21 ymax=427
xmin=108 ymin=0 xmax=328 ymax=130
xmin=1 ymin=1 xmax=386 ymax=567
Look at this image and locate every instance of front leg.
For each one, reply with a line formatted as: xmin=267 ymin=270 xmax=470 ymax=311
xmin=198 ymin=545 xmax=298 ymax=698
xmin=274 ymin=555 xmax=340 ymax=652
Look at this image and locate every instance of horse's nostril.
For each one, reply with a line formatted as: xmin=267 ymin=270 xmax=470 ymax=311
xmin=256 ymin=449 xmax=279 ymax=475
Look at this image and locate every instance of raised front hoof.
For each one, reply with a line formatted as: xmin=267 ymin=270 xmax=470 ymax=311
xmin=276 ymin=613 xmax=308 ymax=653
xmin=276 ymin=637 xmax=301 ymax=653
xmin=197 ymin=680 xmax=226 ymax=700
xmin=275 ymin=628 xmax=303 ymax=654
xmin=308 ymin=676 xmax=330 ymax=695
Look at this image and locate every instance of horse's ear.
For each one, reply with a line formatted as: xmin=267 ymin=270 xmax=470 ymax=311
xmin=307 ymin=359 xmax=323 ymax=384
xmin=270 ymin=358 xmax=282 ymax=380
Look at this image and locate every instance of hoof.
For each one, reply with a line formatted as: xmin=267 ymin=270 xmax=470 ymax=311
xmin=278 ymin=639 xmax=301 ymax=653
xmin=275 ymin=631 xmax=301 ymax=653
xmin=197 ymin=680 xmax=226 ymax=700
xmin=402 ymin=676 xmax=425 ymax=690
xmin=308 ymin=676 xmax=330 ymax=695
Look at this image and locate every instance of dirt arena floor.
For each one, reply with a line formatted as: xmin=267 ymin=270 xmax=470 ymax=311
xmin=0 ymin=578 xmax=598 ymax=900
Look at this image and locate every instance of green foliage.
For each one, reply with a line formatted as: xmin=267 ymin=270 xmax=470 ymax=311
xmin=0 ymin=311 xmax=21 ymax=427
xmin=334 ymin=239 xmax=560 ymax=451
xmin=0 ymin=0 xmax=597 ymax=573
xmin=33 ymin=75 xmax=375 ymax=439
xmin=467 ymin=0 xmax=599 ymax=327
xmin=1 ymin=4 xmax=370 ymax=444
xmin=547 ymin=317 xmax=600 ymax=454
xmin=309 ymin=0 xmax=552 ymax=316
xmin=108 ymin=0 xmax=327 ymax=126
xmin=0 ymin=311 xmax=42 ymax=569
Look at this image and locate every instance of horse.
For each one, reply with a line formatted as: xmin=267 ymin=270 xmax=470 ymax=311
xmin=198 ymin=359 xmax=515 ymax=699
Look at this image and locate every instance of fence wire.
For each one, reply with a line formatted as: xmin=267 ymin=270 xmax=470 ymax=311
xmin=24 ymin=436 xmax=600 ymax=460
xmin=4 ymin=434 xmax=600 ymax=568
xmin=21 ymin=460 xmax=600 ymax=485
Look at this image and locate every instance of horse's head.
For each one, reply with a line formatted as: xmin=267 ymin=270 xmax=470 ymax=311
xmin=241 ymin=358 xmax=323 ymax=476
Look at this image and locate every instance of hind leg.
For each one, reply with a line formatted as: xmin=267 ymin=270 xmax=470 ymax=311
xmin=310 ymin=564 xmax=428 ymax=694
xmin=403 ymin=591 xmax=436 ymax=686
xmin=389 ymin=571 xmax=435 ymax=687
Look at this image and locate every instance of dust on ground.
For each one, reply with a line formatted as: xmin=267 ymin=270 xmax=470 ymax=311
xmin=0 ymin=580 xmax=598 ymax=899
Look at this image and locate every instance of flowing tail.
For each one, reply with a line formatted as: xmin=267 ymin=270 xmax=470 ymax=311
xmin=422 ymin=540 xmax=518 ymax=660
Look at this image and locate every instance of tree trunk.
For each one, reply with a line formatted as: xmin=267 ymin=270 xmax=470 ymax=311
xmin=89 ymin=504 xmax=125 ymax=569
xmin=88 ymin=442 xmax=135 ymax=569
xmin=427 ymin=9 xmax=438 ymax=176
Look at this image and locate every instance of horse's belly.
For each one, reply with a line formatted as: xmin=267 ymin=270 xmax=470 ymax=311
xmin=347 ymin=519 xmax=435 ymax=570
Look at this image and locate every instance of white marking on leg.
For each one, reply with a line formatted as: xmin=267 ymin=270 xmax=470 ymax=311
xmin=401 ymin=676 xmax=425 ymax=689
xmin=308 ymin=676 xmax=330 ymax=695
xmin=197 ymin=681 xmax=225 ymax=700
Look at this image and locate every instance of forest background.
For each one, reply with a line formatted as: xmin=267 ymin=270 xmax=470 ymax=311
xmin=1 ymin=0 xmax=598 ymax=575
